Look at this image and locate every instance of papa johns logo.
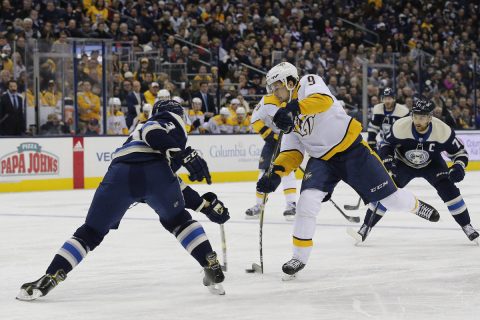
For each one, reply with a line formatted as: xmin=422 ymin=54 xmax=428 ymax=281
xmin=1 ymin=143 xmax=59 ymax=176
xmin=405 ymin=149 xmax=430 ymax=165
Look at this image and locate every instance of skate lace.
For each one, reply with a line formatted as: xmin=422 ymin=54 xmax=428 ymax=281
xmin=417 ymin=204 xmax=433 ymax=219
xmin=462 ymin=224 xmax=477 ymax=236
xmin=286 ymin=259 xmax=303 ymax=269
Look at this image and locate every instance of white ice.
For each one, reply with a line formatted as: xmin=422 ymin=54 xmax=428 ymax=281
xmin=1 ymin=173 xmax=480 ymax=320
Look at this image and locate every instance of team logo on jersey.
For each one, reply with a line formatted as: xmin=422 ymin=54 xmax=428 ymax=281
xmin=303 ymin=171 xmax=313 ymax=181
xmin=405 ymin=149 xmax=430 ymax=165
xmin=294 ymin=115 xmax=315 ymax=137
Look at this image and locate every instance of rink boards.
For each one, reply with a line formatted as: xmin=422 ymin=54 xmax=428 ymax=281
xmin=1 ymin=132 xmax=480 ymax=192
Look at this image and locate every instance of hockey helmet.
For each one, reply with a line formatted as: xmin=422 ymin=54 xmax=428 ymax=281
xmin=152 ymin=99 xmax=185 ymax=119
xmin=157 ymin=89 xmax=171 ymax=101
xmin=265 ymin=62 xmax=299 ymax=94
xmin=108 ymin=97 xmax=121 ymax=106
xmin=412 ymin=98 xmax=434 ymax=115
xmin=219 ymin=107 xmax=230 ymax=116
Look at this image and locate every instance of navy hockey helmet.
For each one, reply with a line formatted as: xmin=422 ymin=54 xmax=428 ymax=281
xmin=382 ymin=87 xmax=395 ymax=99
xmin=412 ymin=98 xmax=434 ymax=115
xmin=152 ymin=99 xmax=185 ymax=117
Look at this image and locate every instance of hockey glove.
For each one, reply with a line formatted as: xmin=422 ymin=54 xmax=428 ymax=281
xmin=191 ymin=119 xmax=201 ymax=129
xmin=449 ymin=163 xmax=465 ymax=183
xmin=272 ymin=99 xmax=300 ymax=134
xmin=200 ymin=192 xmax=230 ymax=224
xmin=256 ymin=165 xmax=284 ymax=193
xmin=382 ymin=155 xmax=395 ymax=173
xmin=180 ymin=147 xmax=212 ymax=184
xmin=264 ymin=131 xmax=278 ymax=144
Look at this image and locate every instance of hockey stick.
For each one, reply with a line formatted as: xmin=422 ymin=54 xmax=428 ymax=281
xmin=246 ymin=131 xmax=284 ymax=274
xmin=297 ymin=166 xmax=360 ymax=223
xmin=220 ymin=224 xmax=227 ymax=272
xmin=347 ymin=202 xmax=379 ymax=244
xmin=344 ymin=197 xmax=362 ymax=210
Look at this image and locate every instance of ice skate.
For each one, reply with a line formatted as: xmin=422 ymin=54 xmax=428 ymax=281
xmin=16 ymin=270 xmax=66 ymax=301
xmin=283 ymin=202 xmax=296 ymax=221
xmin=462 ymin=224 xmax=479 ymax=244
xmin=203 ymin=252 xmax=225 ymax=295
xmin=414 ymin=200 xmax=440 ymax=222
xmin=245 ymin=204 xmax=263 ymax=219
xmin=281 ymin=258 xmax=305 ymax=281
xmin=347 ymin=223 xmax=369 ymax=245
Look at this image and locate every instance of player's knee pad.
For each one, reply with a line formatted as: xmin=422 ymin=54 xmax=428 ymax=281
xmin=297 ymin=189 xmax=327 ymax=218
xmin=433 ymin=179 xmax=460 ymax=202
xmin=379 ymin=188 xmax=416 ymax=212
xmin=160 ymin=209 xmax=193 ymax=233
xmin=73 ymin=224 xmax=106 ymax=251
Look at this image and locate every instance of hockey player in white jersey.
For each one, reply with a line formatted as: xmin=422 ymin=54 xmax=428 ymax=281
xmin=256 ymin=62 xmax=440 ymax=278
xmin=353 ymin=97 xmax=479 ymax=243
xmin=367 ymin=87 xmax=410 ymax=150
xmin=246 ymin=92 xmax=297 ymax=220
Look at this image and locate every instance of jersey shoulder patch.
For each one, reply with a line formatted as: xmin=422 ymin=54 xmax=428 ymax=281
xmin=372 ymin=103 xmax=385 ymax=115
xmin=393 ymin=104 xmax=410 ymax=117
xmin=428 ymin=117 xmax=452 ymax=143
xmin=391 ymin=117 xmax=414 ymax=139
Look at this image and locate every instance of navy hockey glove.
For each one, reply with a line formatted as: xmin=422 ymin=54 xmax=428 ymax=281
xmin=180 ymin=147 xmax=212 ymax=184
xmin=200 ymin=192 xmax=230 ymax=224
xmin=191 ymin=119 xmax=201 ymax=129
xmin=256 ymin=165 xmax=284 ymax=193
xmin=449 ymin=163 xmax=465 ymax=183
xmin=272 ymin=99 xmax=300 ymax=134
xmin=382 ymin=155 xmax=395 ymax=172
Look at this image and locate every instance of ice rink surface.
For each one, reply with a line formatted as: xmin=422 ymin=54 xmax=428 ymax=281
xmin=1 ymin=173 xmax=480 ymax=320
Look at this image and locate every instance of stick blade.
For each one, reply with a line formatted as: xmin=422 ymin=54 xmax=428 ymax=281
xmin=245 ymin=263 xmax=263 ymax=274
xmin=343 ymin=204 xmax=360 ymax=210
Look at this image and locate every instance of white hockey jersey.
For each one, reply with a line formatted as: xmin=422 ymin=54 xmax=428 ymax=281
xmin=278 ymin=74 xmax=363 ymax=167
xmin=251 ymin=94 xmax=284 ymax=140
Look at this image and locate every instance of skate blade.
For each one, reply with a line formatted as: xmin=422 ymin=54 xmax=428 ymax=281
xmin=473 ymin=238 xmax=479 ymax=246
xmin=207 ymin=283 xmax=225 ymax=295
xmin=245 ymin=215 xmax=260 ymax=220
xmin=245 ymin=263 xmax=263 ymax=274
xmin=284 ymin=215 xmax=295 ymax=222
xmin=16 ymin=288 xmax=43 ymax=301
xmin=346 ymin=228 xmax=363 ymax=246
xmin=282 ymin=273 xmax=297 ymax=281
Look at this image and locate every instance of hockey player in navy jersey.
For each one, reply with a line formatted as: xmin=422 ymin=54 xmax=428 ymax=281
xmin=353 ymin=97 xmax=479 ymax=243
xmin=367 ymin=87 xmax=410 ymax=150
xmin=17 ymin=100 xmax=230 ymax=300
xmin=256 ymin=62 xmax=441 ymax=278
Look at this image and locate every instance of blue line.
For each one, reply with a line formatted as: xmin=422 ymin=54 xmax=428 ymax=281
xmin=0 ymin=212 xmax=464 ymax=232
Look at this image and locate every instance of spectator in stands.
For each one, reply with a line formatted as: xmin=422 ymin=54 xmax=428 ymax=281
xmin=84 ymin=118 xmax=100 ymax=136
xmin=193 ymin=81 xmax=216 ymax=121
xmin=40 ymin=113 xmax=69 ymax=135
xmin=40 ymin=80 xmax=62 ymax=108
xmin=106 ymin=97 xmax=128 ymax=135
xmin=129 ymin=103 xmax=152 ymax=133
xmin=227 ymin=98 xmax=240 ymax=118
xmin=87 ymin=0 xmax=109 ymax=24
xmin=77 ymin=80 xmax=101 ymax=131
xmin=134 ymin=58 xmax=152 ymax=83
xmin=192 ymin=65 xmax=212 ymax=90
xmin=188 ymin=97 xmax=205 ymax=134
xmin=126 ymin=80 xmax=145 ymax=128
xmin=144 ymin=81 xmax=159 ymax=105
xmin=0 ymin=80 xmax=25 ymax=136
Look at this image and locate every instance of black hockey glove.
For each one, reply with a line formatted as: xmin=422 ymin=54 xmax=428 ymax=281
xmin=200 ymin=192 xmax=230 ymax=224
xmin=272 ymin=99 xmax=300 ymax=134
xmin=448 ymin=163 xmax=465 ymax=183
xmin=180 ymin=147 xmax=212 ymax=184
xmin=256 ymin=165 xmax=284 ymax=193
xmin=264 ymin=131 xmax=278 ymax=144
xmin=382 ymin=155 xmax=395 ymax=173
xmin=192 ymin=119 xmax=201 ymax=129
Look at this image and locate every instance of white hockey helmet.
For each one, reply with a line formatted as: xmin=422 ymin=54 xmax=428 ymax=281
xmin=192 ymin=97 xmax=202 ymax=105
xmin=219 ymin=107 xmax=230 ymax=116
xmin=157 ymin=89 xmax=171 ymax=101
xmin=172 ymin=96 xmax=184 ymax=104
xmin=108 ymin=97 xmax=121 ymax=106
xmin=265 ymin=62 xmax=299 ymax=97
xmin=236 ymin=106 xmax=246 ymax=115
xmin=142 ymin=103 xmax=152 ymax=113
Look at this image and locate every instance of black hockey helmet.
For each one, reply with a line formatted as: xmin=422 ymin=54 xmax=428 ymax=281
xmin=412 ymin=98 xmax=434 ymax=115
xmin=152 ymin=99 xmax=185 ymax=117
xmin=382 ymin=87 xmax=395 ymax=99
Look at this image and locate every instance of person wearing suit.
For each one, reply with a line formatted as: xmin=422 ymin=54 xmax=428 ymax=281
xmin=193 ymin=81 xmax=216 ymax=121
xmin=125 ymin=80 xmax=145 ymax=128
xmin=0 ymin=80 xmax=25 ymax=136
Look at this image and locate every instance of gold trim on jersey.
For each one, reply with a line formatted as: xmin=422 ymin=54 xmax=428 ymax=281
xmin=274 ymin=149 xmax=304 ymax=176
xmin=299 ymin=93 xmax=334 ymax=115
xmin=360 ymin=139 xmax=398 ymax=188
xmin=293 ymin=236 xmax=313 ymax=247
xmin=263 ymin=94 xmax=284 ymax=107
xmin=283 ymin=188 xmax=296 ymax=195
xmin=252 ymin=119 xmax=272 ymax=139
xmin=321 ymin=118 xmax=363 ymax=160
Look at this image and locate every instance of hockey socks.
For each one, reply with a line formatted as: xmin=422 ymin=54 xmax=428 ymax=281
xmin=364 ymin=203 xmax=387 ymax=227
xmin=445 ymin=196 xmax=470 ymax=226
xmin=174 ymin=220 xmax=213 ymax=266
xmin=46 ymin=237 xmax=89 ymax=275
